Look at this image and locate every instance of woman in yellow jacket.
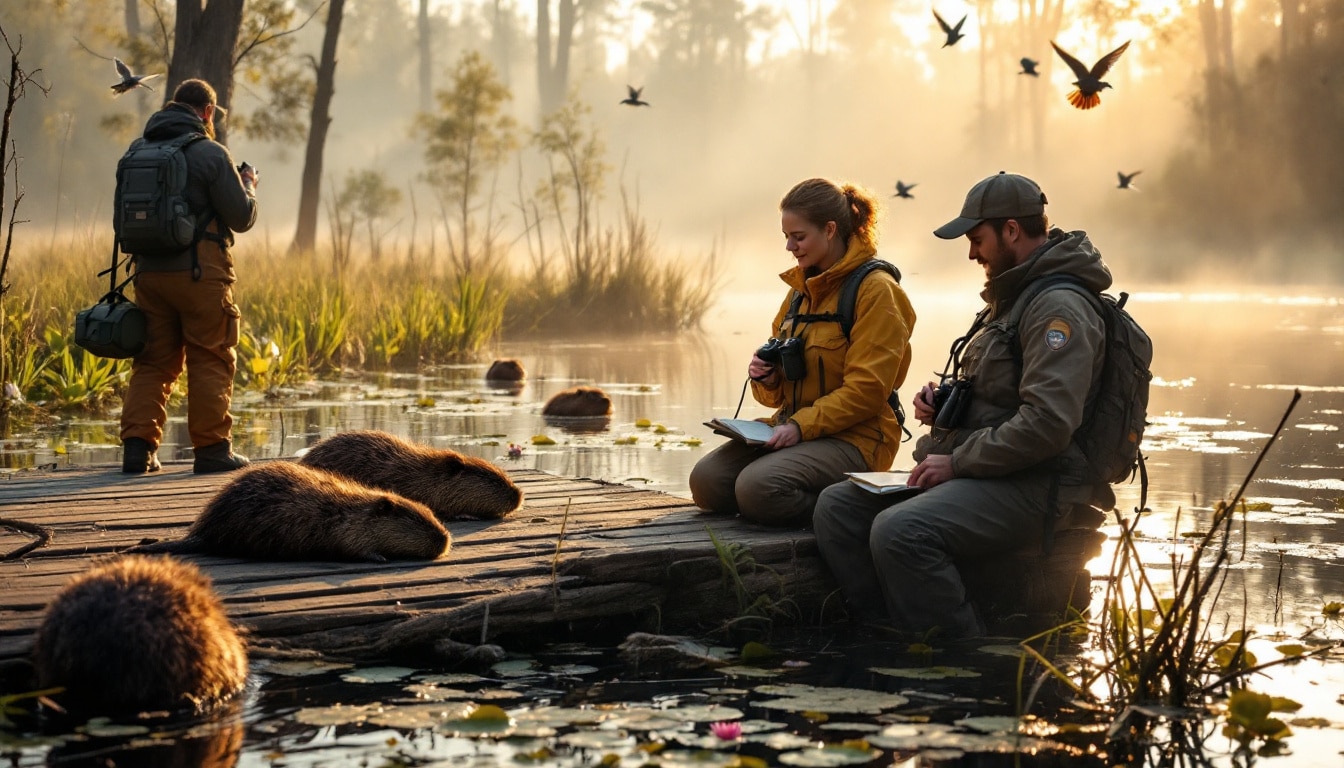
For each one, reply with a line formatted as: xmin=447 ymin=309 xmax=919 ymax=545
xmin=690 ymin=178 xmax=917 ymax=527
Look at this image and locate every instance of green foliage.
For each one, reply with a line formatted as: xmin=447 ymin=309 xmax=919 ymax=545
xmin=334 ymin=169 xmax=403 ymax=263
xmin=417 ymin=50 xmax=518 ymax=275
xmin=37 ymin=327 xmax=128 ymax=411
xmin=1221 ymin=689 xmax=1296 ymax=747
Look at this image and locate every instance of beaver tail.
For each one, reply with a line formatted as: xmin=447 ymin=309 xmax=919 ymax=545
xmin=123 ymin=536 xmax=205 ymax=555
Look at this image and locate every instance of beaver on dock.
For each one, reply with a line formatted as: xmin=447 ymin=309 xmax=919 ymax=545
xmin=129 ymin=462 xmax=451 ymax=562
xmin=542 ymin=386 xmax=612 ymax=417
xmin=485 ymin=358 xmax=526 ymax=381
xmin=31 ymin=555 xmax=247 ymax=716
xmin=298 ymin=430 xmax=522 ymax=521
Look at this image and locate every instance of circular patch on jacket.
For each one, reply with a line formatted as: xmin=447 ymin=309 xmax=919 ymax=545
xmin=1044 ymin=319 xmax=1071 ymax=350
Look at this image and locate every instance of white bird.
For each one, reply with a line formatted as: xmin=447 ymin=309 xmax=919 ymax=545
xmin=111 ymin=57 xmax=161 ymax=96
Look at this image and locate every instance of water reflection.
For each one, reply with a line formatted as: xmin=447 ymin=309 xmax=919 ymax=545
xmin=7 ymin=288 xmax=1344 ymax=765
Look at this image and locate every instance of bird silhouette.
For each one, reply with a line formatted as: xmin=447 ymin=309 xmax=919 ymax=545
xmin=1019 ymin=57 xmax=1040 ymax=77
xmin=1117 ymin=170 xmax=1142 ymax=190
xmin=933 ymin=10 xmax=967 ymax=48
xmin=110 ymin=57 xmax=161 ymax=96
xmin=893 ymin=181 xmax=917 ymax=199
xmin=619 ymin=85 xmax=650 ymax=107
xmin=1050 ymin=40 xmax=1130 ymax=110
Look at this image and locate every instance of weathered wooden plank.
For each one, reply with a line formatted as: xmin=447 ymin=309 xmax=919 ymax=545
xmin=0 ymin=462 xmax=846 ymax=666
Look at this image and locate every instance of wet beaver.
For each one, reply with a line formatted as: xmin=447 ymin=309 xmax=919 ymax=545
xmin=485 ymin=358 xmax=526 ymax=381
xmin=298 ymin=430 xmax=522 ymax=521
xmin=31 ymin=555 xmax=247 ymax=716
xmin=542 ymin=385 xmax=613 ymax=417
xmin=130 ymin=462 xmax=450 ymax=562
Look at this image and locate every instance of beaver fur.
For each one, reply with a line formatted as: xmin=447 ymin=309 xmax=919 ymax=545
xmin=485 ymin=358 xmax=526 ymax=381
xmin=298 ymin=430 xmax=522 ymax=521
xmin=542 ymin=385 xmax=613 ymax=417
xmin=30 ymin=555 xmax=247 ymax=716
xmin=130 ymin=462 xmax=450 ymax=562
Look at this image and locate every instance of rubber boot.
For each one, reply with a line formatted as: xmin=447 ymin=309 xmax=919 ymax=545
xmin=193 ymin=440 xmax=250 ymax=474
xmin=122 ymin=437 xmax=161 ymax=474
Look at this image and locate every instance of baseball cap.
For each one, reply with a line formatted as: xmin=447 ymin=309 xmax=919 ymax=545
xmin=933 ymin=171 xmax=1048 ymax=239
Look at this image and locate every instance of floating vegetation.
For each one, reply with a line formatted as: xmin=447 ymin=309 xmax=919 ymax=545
xmin=752 ymin=684 xmax=908 ymax=715
xmin=870 ymin=666 xmax=982 ymax=680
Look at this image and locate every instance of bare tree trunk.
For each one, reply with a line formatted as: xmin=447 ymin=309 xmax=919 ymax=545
xmin=169 ymin=0 xmax=245 ymax=144
xmin=536 ymin=0 xmax=553 ymax=111
xmin=554 ymin=0 xmax=574 ymax=100
xmin=291 ymin=0 xmax=346 ymax=254
xmin=418 ymin=0 xmax=432 ymax=112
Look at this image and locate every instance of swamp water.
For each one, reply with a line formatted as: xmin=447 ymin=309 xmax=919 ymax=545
xmin=4 ymin=287 xmax=1344 ymax=767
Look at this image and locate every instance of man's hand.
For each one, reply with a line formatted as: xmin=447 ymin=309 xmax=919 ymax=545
xmin=909 ymin=453 xmax=954 ymax=489
xmin=912 ymin=382 xmax=938 ymax=426
xmin=764 ymin=421 xmax=801 ymax=450
xmin=240 ymin=165 xmax=259 ymax=193
xmin=748 ymin=355 xmax=779 ymax=386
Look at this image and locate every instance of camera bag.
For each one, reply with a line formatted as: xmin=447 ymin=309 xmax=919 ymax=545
xmin=74 ymin=236 xmax=146 ymax=359
xmin=74 ymin=289 xmax=146 ymax=359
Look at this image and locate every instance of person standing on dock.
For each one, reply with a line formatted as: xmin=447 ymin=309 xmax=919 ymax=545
xmin=118 ymin=79 xmax=258 ymax=475
xmin=689 ymin=178 xmax=916 ymax=527
xmin=812 ymin=172 xmax=1118 ymax=639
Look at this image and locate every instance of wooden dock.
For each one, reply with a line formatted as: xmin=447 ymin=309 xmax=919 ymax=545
xmin=0 ymin=462 xmax=834 ymax=668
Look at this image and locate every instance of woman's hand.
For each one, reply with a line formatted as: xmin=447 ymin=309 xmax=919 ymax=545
xmin=912 ymin=382 xmax=938 ymax=426
xmin=748 ymin=355 xmax=780 ymax=386
xmin=765 ymin=421 xmax=801 ymax=450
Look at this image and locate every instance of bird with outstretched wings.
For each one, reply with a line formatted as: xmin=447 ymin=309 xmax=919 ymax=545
xmin=111 ymin=57 xmax=161 ymax=96
xmin=619 ymin=85 xmax=651 ymax=107
xmin=893 ymin=181 xmax=917 ymax=199
xmin=1050 ymin=40 xmax=1130 ymax=110
xmin=933 ymin=10 xmax=967 ymax=48
xmin=1019 ymin=57 xmax=1040 ymax=77
xmin=1117 ymin=170 xmax=1142 ymax=190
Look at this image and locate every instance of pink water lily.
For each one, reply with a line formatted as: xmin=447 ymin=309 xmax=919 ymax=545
xmin=710 ymin=721 xmax=742 ymax=740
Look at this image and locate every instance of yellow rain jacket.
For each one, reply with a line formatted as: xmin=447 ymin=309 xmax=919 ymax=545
xmin=750 ymin=239 xmax=916 ymax=471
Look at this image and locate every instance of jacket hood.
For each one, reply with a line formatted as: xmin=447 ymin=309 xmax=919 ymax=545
xmin=779 ymin=237 xmax=878 ymax=297
xmin=143 ymin=103 xmax=207 ymax=141
xmin=982 ymin=227 xmax=1111 ymax=306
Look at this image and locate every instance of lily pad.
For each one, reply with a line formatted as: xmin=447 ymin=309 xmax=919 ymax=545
xmin=340 ymin=666 xmax=417 ymax=684
xmin=295 ymin=703 xmax=384 ymax=726
xmin=753 ymin=684 xmax=907 ymax=714
xmin=259 ymin=658 xmax=354 ymax=677
xmin=777 ymin=744 xmax=882 ymax=766
xmin=870 ymin=666 xmax=982 ymax=680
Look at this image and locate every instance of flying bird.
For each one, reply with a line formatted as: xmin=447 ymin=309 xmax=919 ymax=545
xmin=933 ymin=10 xmax=967 ymax=48
xmin=1019 ymin=57 xmax=1040 ymax=77
xmin=111 ymin=57 xmax=161 ymax=95
xmin=1050 ymin=40 xmax=1130 ymax=110
xmin=1117 ymin=170 xmax=1142 ymax=190
xmin=893 ymin=181 xmax=917 ymax=199
xmin=619 ymin=85 xmax=650 ymax=107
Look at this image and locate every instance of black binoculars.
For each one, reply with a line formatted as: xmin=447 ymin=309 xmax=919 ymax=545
xmin=932 ymin=378 xmax=973 ymax=429
xmin=756 ymin=336 xmax=806 ymax=381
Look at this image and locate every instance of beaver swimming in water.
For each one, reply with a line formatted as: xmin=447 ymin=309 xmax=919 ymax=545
xmin=542 ymin=386 xmax=612 ymax=417
xmin=485 ymin=358 xmax=526 ymax=381
xmin=31 ymin=555 xmax=247 ymax=716
xmin=298 ymin=430 xmax=522 ymax=521
xmin=130 ymin=462 xmax=450 ymax=562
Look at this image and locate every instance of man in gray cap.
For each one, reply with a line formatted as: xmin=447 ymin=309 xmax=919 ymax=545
xmin=812 ymin=171 xmax=1116 ymax=639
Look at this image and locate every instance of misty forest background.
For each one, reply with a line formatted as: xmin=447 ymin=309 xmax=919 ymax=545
xmin=3 ymin=0 xmax=1343 ymax=310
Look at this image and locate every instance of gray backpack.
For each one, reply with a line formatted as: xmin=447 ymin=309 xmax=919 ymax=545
xmin=114 ymin=132 xmax=207 ymax=257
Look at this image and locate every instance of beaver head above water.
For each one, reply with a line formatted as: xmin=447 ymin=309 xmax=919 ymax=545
xmin=31 ymin=555 xmax=248 ymax=716
xmin=298 ymin=431 xmax=523 ymax=521
xmin=542 ymin=386 xmax=613 ymax=417
xmin=485 ymin=358 xmax=526 ymax=381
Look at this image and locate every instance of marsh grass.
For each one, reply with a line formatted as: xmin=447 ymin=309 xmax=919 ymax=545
xmin=0 ymin=223 xmax=717 ymax=412
xmin=1019 ymin=390 xmax=1309 ymax=761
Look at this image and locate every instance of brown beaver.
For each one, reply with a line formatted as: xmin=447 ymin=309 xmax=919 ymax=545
xmin=485 ymin=358 xmax=526 ymax=381
xmin=542 ymin=385 xmax=613 ymax=417
xmin=30 ymin=555 xmax=247 ymax=716
xmin=130 ymin=462 xmax=450 ymax=562
xmin=298 ymin=430 xmax=522 ymax=521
